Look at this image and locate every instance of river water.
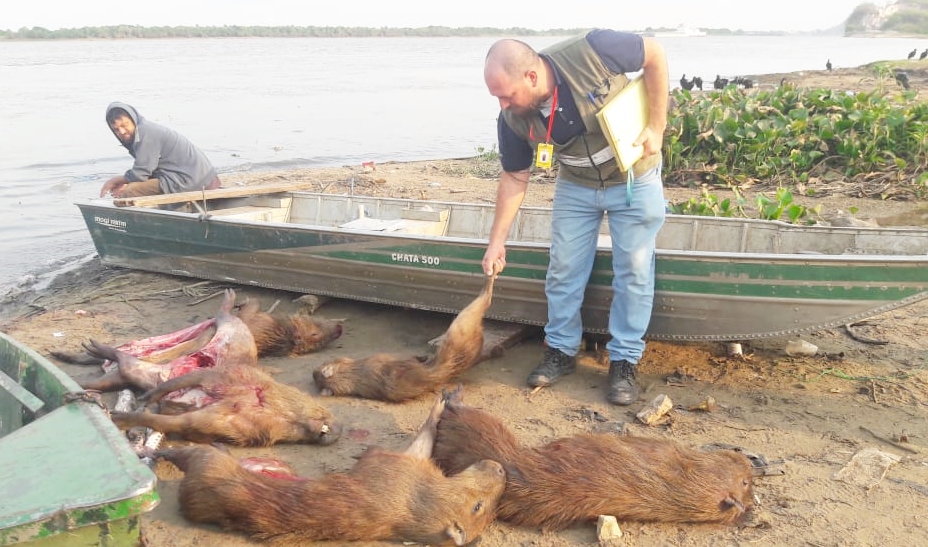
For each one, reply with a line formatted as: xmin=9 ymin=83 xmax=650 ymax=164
xmin=0 ymin=34 xmax=919 ymax=294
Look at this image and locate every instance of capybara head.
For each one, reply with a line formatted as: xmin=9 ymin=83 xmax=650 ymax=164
xmin=445 ymin=458 xmax=507 ymax=546
xmin=288 ymin=315 xmax=343 ymax=355
xmin=397 ymin=457 xmax=506 ymax=547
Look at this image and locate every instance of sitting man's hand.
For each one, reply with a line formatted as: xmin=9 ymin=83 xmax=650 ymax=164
xmin=100 ymin=176 xmax=128 ymax=198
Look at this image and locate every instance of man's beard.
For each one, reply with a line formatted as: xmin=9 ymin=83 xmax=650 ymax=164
xmin=507 ymin=95 xmax=546 ymax=117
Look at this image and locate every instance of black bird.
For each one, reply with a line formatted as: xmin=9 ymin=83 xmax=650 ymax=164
xmin=692 ymin=76 xmax=703 ymax=90
xmin=921 ymin=49 xmax=928 ymax=60
xmin=908 ymin=48 xmax=917 ymax=60
xmin=680 ymin=74 xmax=695 ymax=90
xmin=732 ymin=76 xmax=754 ymax=89
xmin=826 ymin=59 xmax=833 ymax=71
xmin=894 ymin=70 xmax=911 ymax=90
xmin=713 ymin=74 xmax=729 ymax=89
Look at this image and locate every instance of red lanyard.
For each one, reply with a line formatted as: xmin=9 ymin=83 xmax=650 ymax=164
xmin=529 ymin=86 xmax=559 ymax=143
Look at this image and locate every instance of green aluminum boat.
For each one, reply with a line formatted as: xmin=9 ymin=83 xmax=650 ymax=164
xmin=74 ymin=184 xmax=928 ymax=342
xmin=0 ymin=331 xmax=159 ymax=546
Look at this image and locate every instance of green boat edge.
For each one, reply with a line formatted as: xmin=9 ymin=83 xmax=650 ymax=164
xmin=0 ymin=331 xmax=160 ymax=547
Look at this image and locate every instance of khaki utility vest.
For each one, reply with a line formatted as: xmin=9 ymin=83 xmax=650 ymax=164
xmin=502 ymin=35 xmax=661 ymax=188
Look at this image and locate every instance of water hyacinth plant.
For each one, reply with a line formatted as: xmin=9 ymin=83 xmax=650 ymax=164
xmin=664 ymin=71 xmax=928 ymax=222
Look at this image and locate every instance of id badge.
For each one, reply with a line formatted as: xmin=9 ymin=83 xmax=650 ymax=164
xmin=535 ymin=143 xmax=553 ymax=169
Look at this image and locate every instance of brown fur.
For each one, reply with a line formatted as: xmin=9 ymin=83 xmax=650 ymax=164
xmin=235 ymin=299 xmax=343 ymax=357
xmin=111 ymin=362 xmax=341 ymax=446
xmin=75 ymin=289 xmax=257 ymax=392
xmin=432 ymin=388 xmax=755 ymax=531
xmin=156 ymin=397 xmax=506 ymax=545
xmin=312 ymin=274 xmax=496 ymax=402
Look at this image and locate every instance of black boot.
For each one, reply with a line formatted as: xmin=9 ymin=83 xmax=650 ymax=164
xmin=527 ymin=347 xmax=576 ymax=387
xmin=607 ymin=360 xmax=640 ymax=405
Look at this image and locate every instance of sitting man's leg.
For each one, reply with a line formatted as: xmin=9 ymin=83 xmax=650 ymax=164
xmin=119 ymin=178 xmax=162 ymax=197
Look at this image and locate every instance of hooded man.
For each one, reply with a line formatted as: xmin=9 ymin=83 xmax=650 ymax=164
xmin=100 ymin=102 xmax=220 ymax=199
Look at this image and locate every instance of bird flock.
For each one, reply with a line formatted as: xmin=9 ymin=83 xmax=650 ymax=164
xmin=679 ymin=47 xmax=926 ymax=93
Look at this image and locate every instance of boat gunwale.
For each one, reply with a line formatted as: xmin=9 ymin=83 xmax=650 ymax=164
xmin=75 ymin=196 xmax=928 ymax=261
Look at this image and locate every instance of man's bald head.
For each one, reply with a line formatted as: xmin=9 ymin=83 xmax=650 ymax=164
xmin=483 ymin=39 xmax=550 ymax=116
xmin=484 ymin=39 xmax=539 ymax=82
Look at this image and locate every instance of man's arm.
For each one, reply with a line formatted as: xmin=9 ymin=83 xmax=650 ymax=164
xmin=124 ymin=124 xmax=162 ymax=182
xmin=635 ymin=37 xmax=669 ymax=156
xmin=482 ymin=169 xmax=530 ymax=276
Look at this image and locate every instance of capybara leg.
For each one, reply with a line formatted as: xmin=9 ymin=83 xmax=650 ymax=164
xmin=111 ymin=410 xmax=196 ymax=436
xmin=77 ymin=369 xmax=129 ymax=392
xmin=140 ymin=368 xmax=213 ymax=403
xmin=49 ymin=350 xmax=104 ymax=366
xmin=405 ymin=394 xmax=446 ymax=459
xmin=144 ymin=328 xmax=215 ymax=363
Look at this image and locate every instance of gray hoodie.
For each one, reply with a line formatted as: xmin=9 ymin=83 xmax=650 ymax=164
xmin=106 ymin=102 xmax=218 ymax=194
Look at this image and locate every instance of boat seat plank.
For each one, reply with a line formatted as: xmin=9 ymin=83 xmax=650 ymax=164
xmin=0 ymin=369 xmax=45 ymax=414
xmin=113 ymin=181 xmax=314 ymax=207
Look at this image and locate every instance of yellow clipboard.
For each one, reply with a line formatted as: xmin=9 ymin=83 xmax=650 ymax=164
xmin=595 ymin=77 xmax=649 ymax=172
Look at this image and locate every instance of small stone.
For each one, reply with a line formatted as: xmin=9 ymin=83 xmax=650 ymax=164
xmin=597 ymin=514 xmax=622 ymax=543
xmin=636 ymin=393 xmax=673 ymax=425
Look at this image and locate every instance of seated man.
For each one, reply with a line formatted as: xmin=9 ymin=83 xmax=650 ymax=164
xmin=100 ymin=102 xmax=220 ymax=199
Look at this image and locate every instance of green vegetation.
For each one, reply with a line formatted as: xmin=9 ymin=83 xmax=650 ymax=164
xmin=663 ymin=72 xmax=928 ymax=223
xmin=846 ymin=0 xmax=928 ymax=35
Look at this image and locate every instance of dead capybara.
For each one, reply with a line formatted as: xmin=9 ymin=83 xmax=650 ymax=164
xmin=66 ymin=288 xmax=258 ymax=392
xmin=312 ymin=271 xmax=497 ymax=402
xmin=432 ymin=387 xmax=755 ymax=531
xmin=155 ymin=396 xmax=506 ymax=545
xmin=52 ymin=290 xmax=339 ymax=374
xmin=234 ymin=298 xmax=343 ymax=357
xmin=110 ymin=361 xmax=341 ymax=446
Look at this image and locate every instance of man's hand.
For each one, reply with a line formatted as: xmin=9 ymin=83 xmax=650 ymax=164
xmin=100 ymin=176 xmax=128 ymax=198
xmin=482 ymin=243 xmax=506 ymax=277
xmin=634 ymin=125 xmax=664 ymax=157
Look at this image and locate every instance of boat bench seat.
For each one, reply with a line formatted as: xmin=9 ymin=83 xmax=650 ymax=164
xmin=0 ymin=369 xmax=46 ymax=434
xmin=209 ymin=205 xmax=289 ymax=222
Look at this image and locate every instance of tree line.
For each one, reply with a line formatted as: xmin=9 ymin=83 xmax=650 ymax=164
xmin=1 ymin=25 xmax=586 ymax=40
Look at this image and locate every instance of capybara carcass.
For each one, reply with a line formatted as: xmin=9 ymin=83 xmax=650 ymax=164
xmin=431 ymin=387 xmax=755 ymax=531
xmin=234 ymin=298 xmax=343 ymax=357
xmin=61 ymin=288 xmax=258 ymax=392
xmin=111 ymin=361 xmax=341 ymax=446
xmin=52 ymin=291 xmax=341 ymax=381
xmin=312 ymin=271 xmax=497 ymax=402
xmin=155 ymin=396 xmax=506 ymax=545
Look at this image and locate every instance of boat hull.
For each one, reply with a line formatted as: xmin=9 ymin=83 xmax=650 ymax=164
xmin=75 ymin=192 xmax=928 ymax=341
xmin=0 ymin=332 xmax=159 ymax=546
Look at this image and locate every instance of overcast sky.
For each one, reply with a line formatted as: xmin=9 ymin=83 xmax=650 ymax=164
xmin=1 ymin=0 xmax=884 ymax=33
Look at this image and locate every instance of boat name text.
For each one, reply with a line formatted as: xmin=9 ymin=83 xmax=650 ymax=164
xmin=94 ymin=216 xmax=127 ymax=231
xmin=391 ymin=253 xmax=440 ymax=266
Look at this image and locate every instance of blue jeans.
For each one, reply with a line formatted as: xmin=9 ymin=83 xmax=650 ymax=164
xmin=544 ymin=165 xmax=665 ymax=364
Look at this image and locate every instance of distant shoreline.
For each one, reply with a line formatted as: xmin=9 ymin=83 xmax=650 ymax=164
xmin=0 ymin=25 xmax=854 ymax=41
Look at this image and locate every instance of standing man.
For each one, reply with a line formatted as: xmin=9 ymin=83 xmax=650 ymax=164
xmin=100 ymin=102 xmax=220 ymax=199
xmin=481 ymin=31 xmax=668 ymax=405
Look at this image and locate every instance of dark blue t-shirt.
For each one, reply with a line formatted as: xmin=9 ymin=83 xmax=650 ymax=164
xmin=497 ymin=30 xmax=645 ymax=172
